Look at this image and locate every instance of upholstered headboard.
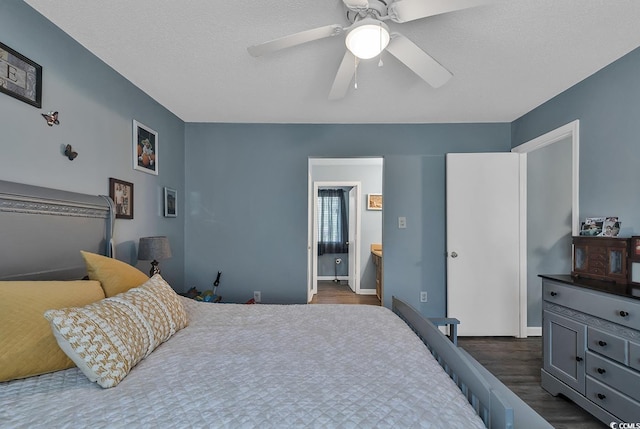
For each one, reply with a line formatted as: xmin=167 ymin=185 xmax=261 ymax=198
xmin=0 ymin=180 xmax=114 ymax=280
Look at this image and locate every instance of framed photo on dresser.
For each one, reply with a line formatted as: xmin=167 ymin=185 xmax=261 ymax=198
xmin=629 ymin=236 xmax=640 ymax=285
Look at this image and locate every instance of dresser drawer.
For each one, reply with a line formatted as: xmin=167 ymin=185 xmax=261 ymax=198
xmin=543 ymin=280 xmax=640 ymax=331
xmin=630 ymin=341 xmax=640 ymax=372
xmin=587 ymin=327 xmax=628 ymax=365
xmin=586 ymin=376 xmax=640 ymax=422
xmin=586 ymin=351 xmax=640 ymax=402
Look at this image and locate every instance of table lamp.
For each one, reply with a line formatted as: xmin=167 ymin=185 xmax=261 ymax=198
xmin=138 ymin=236 xmax=172 ymax=277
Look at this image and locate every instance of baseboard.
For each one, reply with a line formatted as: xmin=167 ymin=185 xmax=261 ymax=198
xmin=527 ymin=327 xmax=542 ymax=337
xmin=358 ymin=289 xmax=376 ymax=295
xmin=317 ymin=276 xmax=348 ymax=281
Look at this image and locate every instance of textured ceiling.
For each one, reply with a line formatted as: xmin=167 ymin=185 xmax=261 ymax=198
xmin=23 ymin=0 xmax=640 ymax=123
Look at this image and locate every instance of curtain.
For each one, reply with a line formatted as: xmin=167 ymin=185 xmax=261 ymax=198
xmin=317 ymin=189 xmax=348 ymax=255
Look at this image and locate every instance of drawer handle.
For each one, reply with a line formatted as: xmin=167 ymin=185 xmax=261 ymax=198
xmin=597 ymin=393 xmax=606 ymax=400
xmin=550 ymin=291 xmax=558 ymax=297
xmin=598 ymin=340 xmax=607 ymax=347
xmin=575 ymin=356 xmax=583 ymax=362
xmin=619 ymin=310 xmax=629 ymax=317
xmin=597 ymin=368 xmax=606 ymax=374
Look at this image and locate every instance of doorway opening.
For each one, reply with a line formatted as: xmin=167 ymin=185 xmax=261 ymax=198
xmin=307 ymin=158 xmax=383 ymax=303
xmin=512 ymin=120 xmax=579 ymax=337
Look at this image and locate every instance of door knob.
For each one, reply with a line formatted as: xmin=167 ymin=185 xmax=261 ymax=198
xmin=451 ymin=252 xmax=458 ymax=258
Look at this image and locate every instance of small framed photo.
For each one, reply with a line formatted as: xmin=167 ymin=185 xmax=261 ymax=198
xmin=133 ymin=120 xmax=158 ymax=175
xmin=0 ymin=42 xmax=42 ymax=108
xmin=367 ymin=193 xmax=382 ymax=211
xmin=164 ymin=187 xmax=177 ymax=218
xmin=629 ymin=237 xmax=640 ymax=285
xmin=109 ymin=178 xmax=134 ymax=219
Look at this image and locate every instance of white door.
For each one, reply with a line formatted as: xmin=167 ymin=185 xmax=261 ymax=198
xmin=446 ymin=153 xmax=520 ymax=336
xmin=347 ymin=187 xmax=357 ymax=292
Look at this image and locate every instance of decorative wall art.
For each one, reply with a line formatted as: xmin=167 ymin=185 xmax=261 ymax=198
xmin=133 ymin=120 xmax=158 ymax=175
xmin=367 ymin=193 xmax=382 ymax=211
xmin=41 ymin=111 xmax=59 ymax=126
xmin=164 ymin=187 xmax=177 ymax=218
xmin=0 ymin=42 xmax=42 ymax=108
xmin=109 ymin=178 xmax=134 ymax=219
xmin=64 ymin=144 xmax=78 ymax=161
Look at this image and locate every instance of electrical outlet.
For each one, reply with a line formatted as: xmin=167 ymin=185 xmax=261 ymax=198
xmin=253 ymin=291 xmax=261 ymax=303
xmin=420 ymin=291 xmax=428 ymax=302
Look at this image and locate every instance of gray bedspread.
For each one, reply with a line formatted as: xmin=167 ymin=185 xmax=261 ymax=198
xmin=1 ymin=300 xmax=484 ymax=428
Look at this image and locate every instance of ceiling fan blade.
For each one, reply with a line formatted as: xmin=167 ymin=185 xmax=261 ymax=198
xmin=329 ymin=50 xmax=357 ymax=100
xmin=342 ymin=0 xmax=369 ymax=11
xmin=248 ymin=24 xmax=344 ymax=57
xmin=385 ymin=33 xmax=452 ymax=88
xmin=388 ymin=0 xmax=489 ymax=23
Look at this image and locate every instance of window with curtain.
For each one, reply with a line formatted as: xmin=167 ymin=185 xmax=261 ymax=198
xmin=317 ymin=189 xmax=348 ymax=255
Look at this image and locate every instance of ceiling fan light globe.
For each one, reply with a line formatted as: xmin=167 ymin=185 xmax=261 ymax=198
xmin=345 ymin=22 xmax=390 ymax=60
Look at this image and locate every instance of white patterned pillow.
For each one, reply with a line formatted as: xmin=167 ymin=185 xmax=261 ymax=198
xmin=44 ymin=275 xmax=188 ymax=388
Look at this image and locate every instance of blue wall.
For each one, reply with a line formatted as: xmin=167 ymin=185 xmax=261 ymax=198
xmin=0 ymin=1 xmax=186 ymax=288
xmin=512 ymin=47 xmax=640 ymax=237
xmin=13 ymin=0 xmax=640 ymax=322
xmin=184 ymin=123 xmax=511 ymax=308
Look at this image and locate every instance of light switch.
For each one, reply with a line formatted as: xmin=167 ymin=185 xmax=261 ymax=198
xmin=398 ymin=216 xmax=407 ymax=229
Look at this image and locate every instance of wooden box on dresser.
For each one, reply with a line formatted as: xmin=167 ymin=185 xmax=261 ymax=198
xmin=540 ymin=275 xmax=640 ymax=424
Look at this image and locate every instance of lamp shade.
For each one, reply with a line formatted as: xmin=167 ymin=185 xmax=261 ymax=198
xmin=138 ymin=236 xmax=172 ymax=261
xmin=345 ymin=19 xmax=390 ymax=60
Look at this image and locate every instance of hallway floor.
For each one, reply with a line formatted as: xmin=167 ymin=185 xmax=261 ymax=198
xmin=309 ymin=281 xmax=381 ymax=305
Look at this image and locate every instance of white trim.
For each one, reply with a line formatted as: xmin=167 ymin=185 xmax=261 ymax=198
xmin=527 ymin=327 xmax=542 ymax=337
xmin=517 ymin=153 xmax=528 ymax=339
xmin=511 ymin=120 xmax=580 ymax=338
xmin=310 ymin=158 xmax=383 ymax=166
xmin=317 ymin=276 xmax=349 ymax=281
xmin=307 ymin=166 xmax=314 ymax=302
xmin=358 ymin=289 xmax=377 ymax=295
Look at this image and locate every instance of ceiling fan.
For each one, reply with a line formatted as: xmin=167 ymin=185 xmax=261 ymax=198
xmin=247 ymin=0 xmax=488 ymax=100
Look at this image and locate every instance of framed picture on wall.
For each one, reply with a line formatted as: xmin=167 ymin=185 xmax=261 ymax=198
xmin=133 ymin=120 xmax=158 ymax=175
xmin=109 ymin=178 xmax=134 ymax=219
xmin=164 ymin=187 xmax=177 ymax=217
xmin=0 ymin=42 xmax=42 ymax=108
xmin=367 ymin=193 xmax=382 ymax=210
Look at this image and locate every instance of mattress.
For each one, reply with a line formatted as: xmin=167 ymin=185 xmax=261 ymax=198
xmin=0 ymin=300 xmax=485 ymax=428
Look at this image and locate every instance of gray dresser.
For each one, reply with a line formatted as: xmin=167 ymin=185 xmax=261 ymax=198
xmin=540 ymin=275 xmax=640 ymax=424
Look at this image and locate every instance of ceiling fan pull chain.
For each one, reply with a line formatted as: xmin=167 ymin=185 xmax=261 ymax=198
xmin=354 ymin=56 xmax=359 ymax=89
xmin=378 ymin=22 xmax=384 ymax=67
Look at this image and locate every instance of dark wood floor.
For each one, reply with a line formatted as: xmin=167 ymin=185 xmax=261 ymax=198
xmin=309 ymin=280 xmax=381 ymax=305
xmin=311 ymin=284 xmax=605 ymax=428
xmin=458 ymin=337 xmax=605 ymax=428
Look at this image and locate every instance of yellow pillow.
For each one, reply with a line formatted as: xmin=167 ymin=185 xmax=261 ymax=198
xmin=81 ymin=250 xmax=148 ymax=297
xmin=44 ymin=275 xmax=188 ymax=388
xmin=0 ymin=280 xmax=105 ymax=382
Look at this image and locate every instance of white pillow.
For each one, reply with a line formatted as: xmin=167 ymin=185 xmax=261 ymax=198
xmin=44 ymin=275 xmax=188 ymax=388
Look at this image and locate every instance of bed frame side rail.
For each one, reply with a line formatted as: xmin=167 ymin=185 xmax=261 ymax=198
xmin=392 ymin=297 xmax=514 ymax=429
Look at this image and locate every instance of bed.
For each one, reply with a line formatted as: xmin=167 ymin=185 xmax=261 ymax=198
xmin=0 ymin=179 xmax=549 ymax=428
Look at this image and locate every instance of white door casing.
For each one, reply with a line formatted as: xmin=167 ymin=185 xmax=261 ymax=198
xmin=348 ymin=187 xmax=357 ymax=293
xmin=307 ymin=169 xmax=314 ymax=302
xmin=512 ymin=120 xmax=580 ymax=337
xmin=446 ymin=153 xmax=520 ymax=337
